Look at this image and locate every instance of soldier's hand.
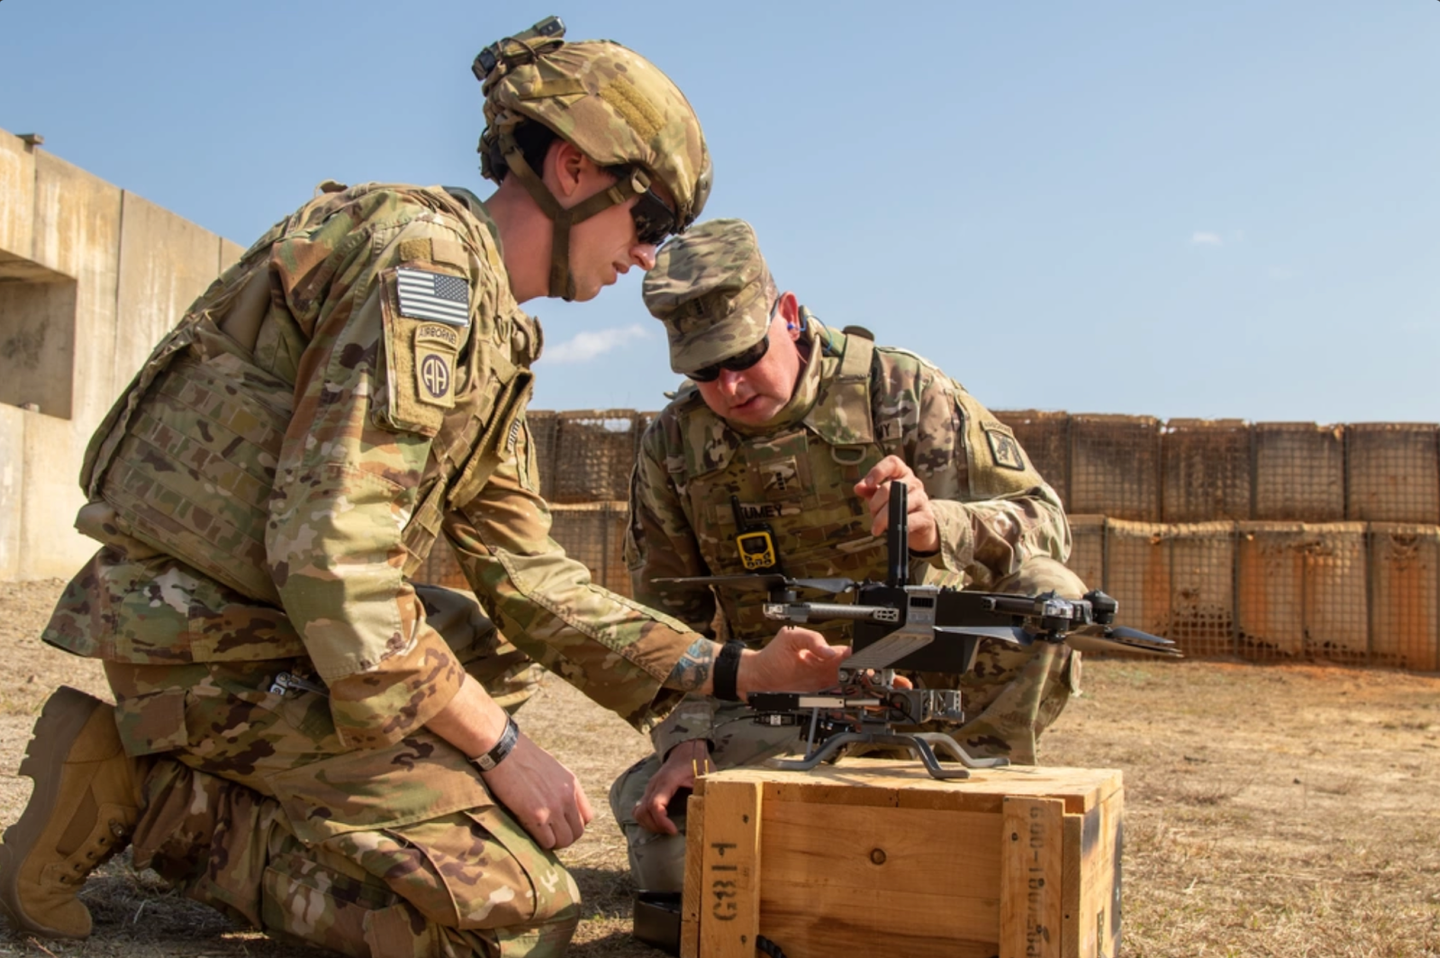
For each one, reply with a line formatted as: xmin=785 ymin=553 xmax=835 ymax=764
xmin=480 ymin=734 xmax=596 ymax=850
xmin=738 ymin=626 xmax=849 ymax=698
xmin=855 ymin=457 xmax=940 ymax=555
xmin=634 ymin=740 xmax=712 ymax=835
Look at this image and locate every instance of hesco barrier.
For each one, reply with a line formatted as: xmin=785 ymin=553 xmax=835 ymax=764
xmin=1236 ymin=522 xmax=1369 ymax=663
xmin=1065 ymin=514 xmax=1106 ymax=592
xmin=1368 ymin=524 xmax=1440 ymax=670
xmin=1346 ymin=423 xmax=1440 ymax=524
xmin=1071 ymin=517 xmax=1436 ymax=668
xmin=1162 ymin=420 xmax=1252 ymax=523
xmin=406 ymin=409 xmax=1440 ymax=673
xmin=1069 ymin=414 xmax=1163 ymax=520
xmin=521 ymin=409 xmax=1440 ymax=525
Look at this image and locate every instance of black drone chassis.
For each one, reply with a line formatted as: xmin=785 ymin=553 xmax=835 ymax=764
xmin=658 ymin=482 xmax=1180 ymax=780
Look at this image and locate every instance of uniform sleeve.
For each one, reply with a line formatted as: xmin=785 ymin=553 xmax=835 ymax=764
xmin=442 ymin=432 xmax=707 ymax=733
xmin=265 ymin=210 xmax=475 ymax=749
xmin=909 ymin=369 xmax=1071 ymax=590
xmin=624 ymin=420 xmax=723 ymax=751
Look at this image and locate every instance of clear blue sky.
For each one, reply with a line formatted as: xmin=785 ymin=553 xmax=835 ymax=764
xmin=2 ymin=1 xmax=1435 ymax=423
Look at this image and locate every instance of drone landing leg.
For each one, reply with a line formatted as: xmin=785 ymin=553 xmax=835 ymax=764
xmin=912 ymin=732 xmax=1010 ymax=770
xmin=770 ymin=732 xmax=1010 ymax=780
xmin=771 ymin=732 xmax=867 ymax=771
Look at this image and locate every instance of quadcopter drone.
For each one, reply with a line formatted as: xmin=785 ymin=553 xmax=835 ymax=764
xmin=657 ymin=483 xmax=1180 ymax=780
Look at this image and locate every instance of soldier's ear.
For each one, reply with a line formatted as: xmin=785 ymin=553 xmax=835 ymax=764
xmin=778 ymin=292 xmax=801 ymax=338
xmin=545 ymin=139 xmax=590 ymax=200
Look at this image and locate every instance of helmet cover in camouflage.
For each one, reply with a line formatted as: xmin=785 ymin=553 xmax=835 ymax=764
xmin=480 ymin=38 xmax=711 ymax=231
xmin=643 ymin=218 xmax=774 ymax=375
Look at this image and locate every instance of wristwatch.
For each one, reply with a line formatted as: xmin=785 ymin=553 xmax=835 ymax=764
xmin=470 ymin=714 xmax=520 ymax=772
xmin=713 ymin=640 xmax=746 ymax=702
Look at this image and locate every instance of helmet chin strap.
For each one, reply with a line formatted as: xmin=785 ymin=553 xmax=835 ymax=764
xmin=500 ymin=132 xmax=648 ymax=301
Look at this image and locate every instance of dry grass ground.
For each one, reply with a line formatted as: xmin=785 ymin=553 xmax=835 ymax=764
xmin=1 ymin=578 xmax=1437 ymax=957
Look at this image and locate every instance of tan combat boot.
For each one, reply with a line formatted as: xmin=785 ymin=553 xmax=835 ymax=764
xmin=0 ymin=686 xmax=143 ymax=939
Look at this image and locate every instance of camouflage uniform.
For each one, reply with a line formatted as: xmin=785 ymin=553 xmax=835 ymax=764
xmin=608 ymin=219 xmax=1084 ymax=892
xmin=39 ymin=182 xmax=712 ymax=957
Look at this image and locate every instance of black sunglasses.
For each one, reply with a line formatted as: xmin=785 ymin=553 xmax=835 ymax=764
xmin=630 ymin=186 xmax=677 ymax=246
xmin=687 ymin=334 xmax=771 ymax=383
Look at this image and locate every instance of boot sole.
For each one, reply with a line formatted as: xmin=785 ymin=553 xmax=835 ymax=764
xmin=0 ymin=686 xmax=105 ymax=939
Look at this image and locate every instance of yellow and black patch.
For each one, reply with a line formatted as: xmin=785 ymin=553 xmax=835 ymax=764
xmin=414 ymin=323 xmax=459 ymax=408
xmin=985 ymin=425 xmax=1027 ymax=471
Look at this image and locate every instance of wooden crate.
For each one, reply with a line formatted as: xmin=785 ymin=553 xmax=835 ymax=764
xmin=682 ymin=762 xmax=1123 ymax=958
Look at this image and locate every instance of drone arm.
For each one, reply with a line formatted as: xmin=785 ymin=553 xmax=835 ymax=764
xmin=764 ymin=602 xmax=901 ymax=624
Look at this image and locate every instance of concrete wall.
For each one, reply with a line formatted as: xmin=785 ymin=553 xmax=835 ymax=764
xmin=0 ymin=127 xmax=242 ymax=580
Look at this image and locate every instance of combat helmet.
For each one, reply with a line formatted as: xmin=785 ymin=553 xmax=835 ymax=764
xmin=475 ymin=17 xmax=712 ymax=300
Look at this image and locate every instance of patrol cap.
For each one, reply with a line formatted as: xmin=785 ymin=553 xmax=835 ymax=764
xmin=643 ymin=219 xmax=773 ymax=375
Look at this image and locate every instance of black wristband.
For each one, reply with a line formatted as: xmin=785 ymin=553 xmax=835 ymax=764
xmin=713 ymin=640 xmax=746 ymax=702
xmin=470 ymin=714 xmax=520 ymax=772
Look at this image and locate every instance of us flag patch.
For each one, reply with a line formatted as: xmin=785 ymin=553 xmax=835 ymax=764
xmin=396 ymin=268 xmax=470 ymax=326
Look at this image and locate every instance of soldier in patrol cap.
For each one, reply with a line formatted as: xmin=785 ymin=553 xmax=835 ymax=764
xmin=0 ymin=25 xmax=849 ymax=958
xmin=609 ymin=218 xmax=1086 ymax=894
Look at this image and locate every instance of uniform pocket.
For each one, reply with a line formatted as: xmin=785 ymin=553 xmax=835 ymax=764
xmin=265 ymin=733 xmax=493 ymax=846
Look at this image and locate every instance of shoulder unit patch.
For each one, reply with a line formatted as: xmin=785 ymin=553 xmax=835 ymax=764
xmin=985 ymin=425 xmax=1027 ymax=471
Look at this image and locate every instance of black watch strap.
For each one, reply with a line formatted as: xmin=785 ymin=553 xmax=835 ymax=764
xmin=471 ymin=715 xmax=520 ymax=772
xmin=713 ymin=640 xmax=746 ymax=702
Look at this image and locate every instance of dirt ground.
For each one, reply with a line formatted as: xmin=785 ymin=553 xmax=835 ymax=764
xmin=0 ymin=578 xmax=1437 ymax=958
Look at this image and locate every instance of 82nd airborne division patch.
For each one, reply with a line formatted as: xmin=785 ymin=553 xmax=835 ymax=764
xmin=414 ymin=322 xmax=459 ymax=408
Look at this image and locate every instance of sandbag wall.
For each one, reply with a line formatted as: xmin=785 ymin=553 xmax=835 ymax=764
xmin=416 ymin=409 xmax=1440 ymax=671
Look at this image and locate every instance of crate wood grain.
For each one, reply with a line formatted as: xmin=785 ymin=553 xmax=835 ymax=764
xmin=682 ymin=762 xmax=1123 ymax=958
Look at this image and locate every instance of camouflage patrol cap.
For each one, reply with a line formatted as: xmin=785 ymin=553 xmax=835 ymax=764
xmin=480 ymin=38 xmax=711 ymax=232
xmin=643 ymin=219 xmax=773 ymax=375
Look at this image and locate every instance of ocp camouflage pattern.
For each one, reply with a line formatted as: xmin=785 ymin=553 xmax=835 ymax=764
xmin=625 ymin=316 xmax=1078 ymax=761
xmin=47 ymin=182 xmax=701 ymax=749
xmin=642 ymin=218 xmax=774 ymax=373
xmin=38 ymin=181 xmax=713 ymax=957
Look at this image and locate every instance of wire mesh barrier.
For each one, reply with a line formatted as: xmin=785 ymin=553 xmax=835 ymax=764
xmin=1252 ymin=422 xmax=1346 ymax=521
xmin=994 ymin=409 xmax=1071 ymax=508
xmin=550 ymin=410 xmax=644 ymax=504
xmin=1345 ymin=423 xmax=1440 ymax=524
xmin=1368 ymin=524 xmax=1440 ymax=671
xmin=546 ymin=501 xmax=633 ymax=597
xmin=1069 ymin=415 xmax=1162 ymax=521
xmin=1066 ymin=515 xmax=1106 ymax=591
xmin=1236 ymin=522 xmax=1369 ymax=663
xmin=1162 ymin=419 xmax=1252 ymax=523
xmin=1304 ymin=524 xmax=1370 ymax=663
xmin=1101 ymin=520 xmax=1172 ymax=639
xmin=1236 ymin=522 xmax=1307 ymax=659
xmin=1101 ymin=520 xmax=1236 ymax=657
xmin=1165 ymin=522 xmax=1238 ymax=658
xmin=482 ymin=410 xmax=1440 ymax=672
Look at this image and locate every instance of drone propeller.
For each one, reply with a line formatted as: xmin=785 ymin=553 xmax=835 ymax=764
xmin=653 ymin=574 xmax=858 ymax=595
xmin=1065 ymin=624 xmax=1182 ymax=657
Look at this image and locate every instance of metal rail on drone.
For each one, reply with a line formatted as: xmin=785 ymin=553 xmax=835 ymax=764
xmin=659 ymin=483 xmax=1180 ymax=780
